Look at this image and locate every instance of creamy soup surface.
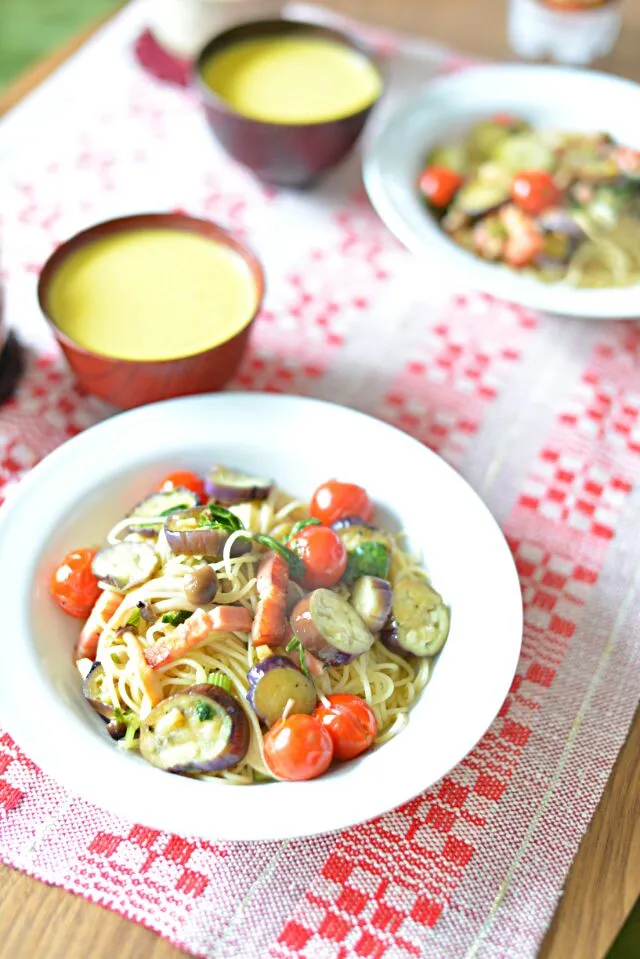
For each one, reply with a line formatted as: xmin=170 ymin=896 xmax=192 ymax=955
xmin=202 ymin=35 xmax=381 ymax=124
xmin=47 ymin=229 xmax=258 ymax=362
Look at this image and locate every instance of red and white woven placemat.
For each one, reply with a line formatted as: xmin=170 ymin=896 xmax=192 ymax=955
xmin=1 ymin=3 xmax=639 ymax=957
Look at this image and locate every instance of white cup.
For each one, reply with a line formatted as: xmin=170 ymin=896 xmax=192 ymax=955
xmin=148 ymin=0 xmax=284 ymax=59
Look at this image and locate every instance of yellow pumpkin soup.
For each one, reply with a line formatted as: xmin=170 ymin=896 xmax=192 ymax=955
xmin=202 ymin=35 xmax=381 ymax=125
xmin=47 ymin=229 xmax=258 ymax=362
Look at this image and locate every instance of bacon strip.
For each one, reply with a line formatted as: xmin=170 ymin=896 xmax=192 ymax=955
xmin=144 ymin=605 xmax=253 ymax=669
xmin=75 ymin=589 xmax=124 ymax=661
xmin=252 ymin=552 xmax=289 ymax=647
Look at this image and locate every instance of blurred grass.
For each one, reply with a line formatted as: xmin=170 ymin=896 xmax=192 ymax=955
xmin=0 ymin=2 xmax=638 ymax=957
xmin=0 ymin=0 xmax=118 ymax=88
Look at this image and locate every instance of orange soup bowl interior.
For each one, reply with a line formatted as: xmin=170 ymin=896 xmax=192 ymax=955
xmin=37 ymin=213 xmax=265 ymax=409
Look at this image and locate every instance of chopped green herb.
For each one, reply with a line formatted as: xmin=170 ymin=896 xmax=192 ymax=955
xmin=159 ymin=503 xmax=191 ymax=517
xmin=285 ymin=636 xmax=311 ymax=679
xmin=207 ymin=672 xmax=232 ymax=693
xmin=343 ymin=541 xmax=391 ymax=583
xmin=255 ymin=534 xmax=306 ymax=580
xmin=113 ymin=707 xmax=125 ymax=724
xmin=194 ymin=700 xmax=215 ymax=722
xmin=124 ymin=716 xmax=141 ymax=747
xmin=289 ymin=518 xmax=321 ymax=539
xmin=162 ymin=610 xmax=193 ymax=627
xmin=126 ymin=608 xmax=141 ymax=628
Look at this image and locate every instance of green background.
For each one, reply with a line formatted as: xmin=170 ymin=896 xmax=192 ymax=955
xmin=0 ymin=1 xmax=637 ymax=956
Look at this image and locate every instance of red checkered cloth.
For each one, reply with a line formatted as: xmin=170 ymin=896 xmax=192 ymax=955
xmin=1 ymin=4 xmax=639 ymax=957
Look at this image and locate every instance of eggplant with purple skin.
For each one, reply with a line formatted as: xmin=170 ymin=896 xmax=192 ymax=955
xmin=139 ymin=683 xmax=249 ymax=773
xmin=247 ymin=655 xmax=317 ymax=727
xmin=121 ymin=487 xmax=201 ymax=539
xmin=83 ymin=662 xmax=114 ymax=720
xmin=205 ymin=465 xmax=273 ymax=505
xmin=164 ymin=507 xmax=251 ymax=558
xmin=291 ymin=589 xmax=374 ymax=666
xmin=382 ymin=578 xmax=450 ymax=658
xmin=350 ymin=576 xmax=393 ymax=633
xmin=92 ymin=541 xmax=159 ymax=591
xmin=83 ymin=662 xmax=126 ymax=739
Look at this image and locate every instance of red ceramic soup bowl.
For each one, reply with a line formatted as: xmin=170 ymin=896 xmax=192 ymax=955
xmin=194 ymin=19 xmax=383 ymax=188
xmin=37 ymin=213 xmax=265 ymax=410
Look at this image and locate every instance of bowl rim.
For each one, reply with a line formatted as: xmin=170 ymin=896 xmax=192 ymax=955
xmin=0 ymin=391 xmax=523 ymax=841
xmin=193 ymin=17 xmax=385 ymax=129
xmin=37 ymin=212 xmax=267 ymax=364
xmin=362 ymin=62 xmax=640 ymax=320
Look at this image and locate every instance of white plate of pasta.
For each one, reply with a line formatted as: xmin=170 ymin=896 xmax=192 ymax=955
xmin=0 ymin=393 xmax=522 ymax=840
xmin=364 ymin=65 xmax=640 ymax=318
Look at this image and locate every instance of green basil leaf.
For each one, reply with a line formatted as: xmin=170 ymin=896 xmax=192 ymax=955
xmin=343 ymin=541 xmax=390 ymax=583
xmin=289 ymin=518 xmax=321 ymax=539
xmin=255 ymin=534 xmax=306 ymax=580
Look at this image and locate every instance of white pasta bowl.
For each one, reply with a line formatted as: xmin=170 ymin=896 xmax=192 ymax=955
xmin=363 ymin=64 xmax=640 ymax=319
xmin=0 ymin=393 xmax=522 ymax=841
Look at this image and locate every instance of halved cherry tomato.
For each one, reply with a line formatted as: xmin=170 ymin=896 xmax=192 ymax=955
xmin=50 ymin=548 xmax=101 ymax=619
xmin=289 ymin=524 xmax=347 ymax=589
xmin=510 ymin=171 xmax=561 ymax=215
xmin=157 ymin=470 xmax=205 ymax=502
xmin=418 ymin=166 xmax=464 ymax=209
xmin=310 ymin=480 xmax=374 ymax=527
xmin=313 ymin=694 xmax=378 ymax=761
xmin=264 ymin=714 xmax=334 ymax=781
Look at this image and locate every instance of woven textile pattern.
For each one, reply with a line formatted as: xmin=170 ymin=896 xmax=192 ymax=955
xmin=1 ymin=4 xmax=639 ymax=958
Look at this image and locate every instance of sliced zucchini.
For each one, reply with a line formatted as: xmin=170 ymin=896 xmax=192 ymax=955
xmin=455 ymin=178 xmax=510 ymax=218
xmin=493 ymin=133 xmax=554 ymax=173
xmin=428 ymin=142 xmax=468 ymax=175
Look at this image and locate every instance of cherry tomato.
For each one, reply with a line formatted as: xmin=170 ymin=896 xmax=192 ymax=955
xmin=510 ymin=171 xmax=561 ymax=215
xmin=313 ymin=694 xmax=378 ymax=761
xmin=290 ymin=525 xmax=347 ymax=589
xmin=418 ymin=166 xmax=464 ymax=209
xmin=310 ymin=480 xmax=374 ymax=527
xmin=491 ymin=112 xmax=517 ymax=126
xmin=50 ymin=548 xmax=101 ymax=619
xmin=264 ymin=714 xmax=334 ymax=781
xmin=156 ymin=469 xmax=205 ymax=502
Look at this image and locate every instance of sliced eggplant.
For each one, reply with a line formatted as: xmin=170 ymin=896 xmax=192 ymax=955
xmin=381 ymin=579 xmax=450 ymax=658
xmin=184 ymin=565 xmax=218 ymax=605
xmin=205 ymin=465 xmax=273 ymax=504
xmin=331 ymin=516 xmax=389 ymax=551
xmin=534 ymin=231 xmax=577 ymax=269
xmin=83 ymin=662 xmax=115 ymax=720
xmin=291 ymin=588 xmax=374 ymax=666
xmin=455 ymin=178 xmax=510 ymax=218
xmin=139 ymin=683 xmax=249 ymax=773
xmin=128 ymin=487 xmax=199 ymax=520
xmin=492 ymin=133 xmax=554 ymax=173
xmin=164 ymin=507 xmax=250 ymax=557
xmin=350 ymin=576 xmax=393 ymax=633
xmin=247 ymin=655 xmax=317 ymax=727
xmin=467 ymin=119 xmax=513 ymax=162
xmin=537 ymin=208 xmax=584 ymax=238
xmin=92 ymin=542 xmax=158 ymax=591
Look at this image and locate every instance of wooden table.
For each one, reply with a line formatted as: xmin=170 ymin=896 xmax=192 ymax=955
xmin=0 ymin=2 xmax=638 ymax=957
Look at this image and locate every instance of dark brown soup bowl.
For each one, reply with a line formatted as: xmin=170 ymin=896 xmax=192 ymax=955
xmin=38 ymin=213 xmax=265 ymax=410
xmin=194 ymin=19 xmax=383 ymax=188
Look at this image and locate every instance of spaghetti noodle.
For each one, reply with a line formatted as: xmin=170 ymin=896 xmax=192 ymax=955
xmin=56 ymin=472 xmax=449 ymax=784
